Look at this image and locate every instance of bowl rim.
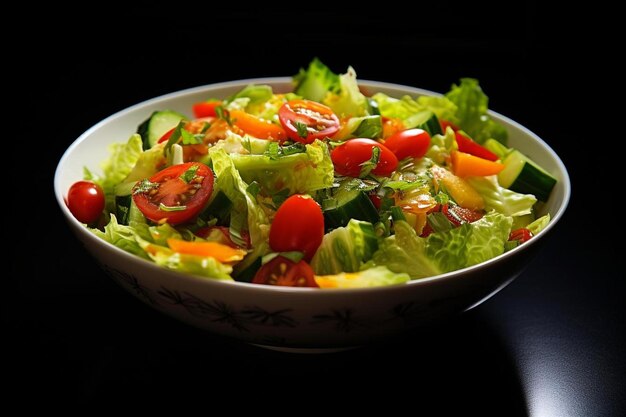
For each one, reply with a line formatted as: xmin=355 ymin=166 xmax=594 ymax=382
xmin=54 ymin=77 xmax=571 ymax=295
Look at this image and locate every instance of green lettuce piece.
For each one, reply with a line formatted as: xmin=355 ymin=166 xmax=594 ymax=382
xmin=367 ymin=212 xmax=512 ymax=278
xmin=445 ymin=78 xmax=508 ymax=144
xmin=333 ymin=115 xmax=382 ymax=140
xmin=134 ymin=235 xmax=233 ymax=280
xmin=315 ymin=266 xmax=409 ymax=289
xmin=366 ymin=220 xmax=441 ymax=279
xmin=116 ymin=142 xmax=166 ymax=188
xmin=527 ymin=214 xmax=550 ymax=235
xmin=323 ymin=66 xmax=368 ymax=117
xmin=88 ymin=134 xmax=144 ymax=211
xmin=227 ymin=84 xmax=273 ymax=105
xmin=293 ymin=58 xmax=340 ymax=102
xmin=372 ymin=93 xmax=458 ymax=127
xmin=311 ymin=220 xmax=379 ymax=275
xmin=230 ymin=139 xmax=334 ymax=195
xmin=426 ymin=126 xmax=456 ymax=165
xmin=90 ymin=215 xmax=149 ymax=259
xmin=209 ymin=148 xmax=271 ymax=272
xmin=425 ymin=212 xmax=513 ymax=272
xmin=467 ymin=176 xmax=537 ymax=217
xmin=417 ymin=95 xmax=459 ymax=123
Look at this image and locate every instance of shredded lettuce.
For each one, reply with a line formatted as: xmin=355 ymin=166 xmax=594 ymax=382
xmin=467 ymin=176 xmax=537 ymax=217
xmin=209 ymin=148 xmax=271 ymax=271
xmin=367 ymin=212 xmax=512 ymax=278
xmin=323 ymin=66 xmax=368 ymax=117
xmin=293 ymin=58 xmax=340 ymax=102
xmin=226 ymin=84 xmax=273 ymax=105
xmin=311 ymin=219 xmax=379 ymax=275
xmin=527 ymin=214 xmax=550 ymax=235
xmin=230 ymin=139 xmax=334 ymax=195
xmin=425 ymin=212 xmax=513 ymax=273
xmin=445 ymin=78 xmax=508 ymax=144
xmin=426 ymin=126 xmax=457 ymax=165
xmin=315 ymin=266 xmax=409 ymax=289
xmin=372 ymin=93 xmax=457 ymax=127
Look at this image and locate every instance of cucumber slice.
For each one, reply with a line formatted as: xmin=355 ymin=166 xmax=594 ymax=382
xmin=137 ymin=110 xmax=187 ymax=150
xmin=483 ymin=138 xmax=512 ymax=159
xmin=406 ymin=111 xmax=442 ymax=136
xmin=322 ymin=187 xmax=379 ymax=231
xmin=498 ymin=150 xmax=557 ymax=202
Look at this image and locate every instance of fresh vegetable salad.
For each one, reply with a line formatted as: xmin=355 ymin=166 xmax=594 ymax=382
xmin=67 ymin=59 xmax=557 ymax=289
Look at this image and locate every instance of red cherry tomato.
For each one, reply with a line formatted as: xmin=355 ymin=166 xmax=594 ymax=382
xmin=383 ymin=128 xmax=431 ymax=160
xmin=442 ymin=204 xmax=484 ymax=227
xmin=330 ymin=138 xmax=398 ymax=177
xmin=454 ymin=131 xmax=499 ymax=161
xmin=278 ymin=99 xmax=340 ymax=144
xmin=67 ymin=181 xmax=105 ymax=224
xmin=252 ymin=256 xmax=318 ymax=287
xmin=192 ymin=101 xmax=221 ymax=118
xmin=269 ymin=194 xmax=324 ymax=261
xmin=132 ymin=162 xmax=214 ymax=225
xmin=509 ymin=228 xmax=533 ymax=243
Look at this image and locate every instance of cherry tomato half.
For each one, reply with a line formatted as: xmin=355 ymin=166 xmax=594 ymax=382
xmin=330 ymin=138 xmax=398 ymax=177
xmin=278 ymin=99 xmax=340 ymax=144
xmin=383 ymin=128 xmax=431 ymax=160
xmin=269 ymin=194 xmax=324 ymax=261
xmin=132 ymin=162 xmax=214 ymax=225
xmin=67 ymin=181 xmax=105 ymax=224
xmin=253 ymin=256 xmax=318 ymax=287
xmin=509 ymin=228 xmax=533 ymax=243
xmin=442 ymin=204 xmax=484 ymax=227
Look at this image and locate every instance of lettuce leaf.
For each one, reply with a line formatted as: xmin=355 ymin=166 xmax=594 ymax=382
xmin=311 ymin=219 xmax=379 ymax=275
xmin=293 ymin=58 xmax=340 ymax=102
xmin=445 ymin=78 xmax=508 ymax=144
xmin=372 ymin=93 xmax=458 ymax=127
xmin=90 ymin=215 xmax=234 ymax=280
xmin=323 ymin=66 xmax=368 ymax=117
xmin=87 ymin=134 xmax=144 ymax=211
xmin=230 ymin=139 xmax=334 ymax=195
xmin=467 ymin=176 xmax=537 ymax=217
xmin=366 ymin=220 xmax=441 ymax=279
xmin=426 ymin=127 xmax=457 ymax=165
xmin=209 ymin=148 xmax=271 ymax=271
xmin=315 ymin=266 xmax=409 ymax=289
xmin=366 ymin=212 xmax=512 ymax=278
xmin=527 ymin=214 xmax=550 ymax=235
xmin=425 ymin=212 xmax=513 ymax=272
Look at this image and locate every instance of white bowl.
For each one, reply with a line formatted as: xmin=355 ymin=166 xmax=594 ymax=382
xmin=54 ymin=78 xmax=570 ymax=351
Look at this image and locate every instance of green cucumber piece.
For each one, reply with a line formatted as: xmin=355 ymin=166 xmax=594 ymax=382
xmin=137 ymin=110 xmax=187 ymax=150
xmin=322 ymin=187 xmax=379 ymax=231
xmin=498 ymin=150 xmax=557 ymax=202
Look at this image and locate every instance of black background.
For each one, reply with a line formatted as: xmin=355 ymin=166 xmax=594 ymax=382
xmin=7 ymin=3 xmax=624 ymax=414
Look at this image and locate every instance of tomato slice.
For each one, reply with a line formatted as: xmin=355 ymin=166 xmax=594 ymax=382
xmin=192 ymin=101 xmax=221 ymax=118
xmin=454 ymin=131 xmax=499 ymax=161
xmin=132 ymin=162 xmax=214 ymax=225
xmin=269 ymin=194 xmax=324 ymax=261
xmin=330 ymin=138 xmax=398 ymax=177
xmin=442 ymin=204 xmax=484 ymax=227
xmin=67 ymin=180 xmax=105 ymax=224
xmin=252 ymin=256 xmax=318 ymax=287
xmin=278 ymin=99 xmax=340 ymax=144
xmin=383 ymin=128 xmax=431 ymax=160
xmin=509 ymin=228 xmax=533 ymax=243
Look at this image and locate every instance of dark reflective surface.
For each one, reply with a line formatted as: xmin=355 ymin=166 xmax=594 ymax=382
xmin=8 ymin=4 xmax=623 ymax=414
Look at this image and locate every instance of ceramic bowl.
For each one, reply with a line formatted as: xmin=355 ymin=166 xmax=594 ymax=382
xmin=54 ymin=78 xmax=570 ymax=351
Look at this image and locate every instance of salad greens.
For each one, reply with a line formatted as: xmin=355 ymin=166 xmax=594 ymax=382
xmin=74 ymin=58 xmax=556 ymax=289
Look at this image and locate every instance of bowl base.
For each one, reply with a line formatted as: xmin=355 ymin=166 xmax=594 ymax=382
xmin=251 ymin=344 xmax=358 ymax=354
